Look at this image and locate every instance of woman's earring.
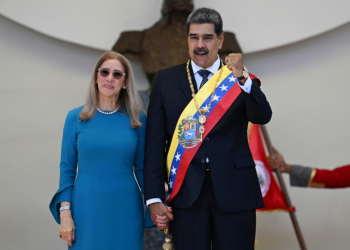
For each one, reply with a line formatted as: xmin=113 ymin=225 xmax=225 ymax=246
xmin=123 ymin=86 xmax=126 ymax=89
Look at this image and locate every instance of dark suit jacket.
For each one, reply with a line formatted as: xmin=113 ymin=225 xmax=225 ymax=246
xmin=144 ymin=62 xmax=272 ymax=212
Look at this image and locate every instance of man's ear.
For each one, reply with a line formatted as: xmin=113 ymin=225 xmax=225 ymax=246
xmin=218 ymin=32 xmax=224 ymax=50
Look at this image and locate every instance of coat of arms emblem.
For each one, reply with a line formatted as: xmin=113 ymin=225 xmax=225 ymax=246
xmin=255 ymin=160 xmax=271 ymax=197
xmin=177 ymin=116 xmax=203 ymax=148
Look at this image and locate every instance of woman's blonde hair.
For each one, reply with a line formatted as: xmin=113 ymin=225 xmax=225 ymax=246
xmin=79 ymin=51 xmax=143 ymax=128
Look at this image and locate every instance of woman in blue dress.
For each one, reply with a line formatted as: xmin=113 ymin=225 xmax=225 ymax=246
xmin=50 ymin=51 xmax=151 ymax=249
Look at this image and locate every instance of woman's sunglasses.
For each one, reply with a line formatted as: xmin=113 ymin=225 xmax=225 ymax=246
xmin=98 ymin=68 xmax=125 ymax=80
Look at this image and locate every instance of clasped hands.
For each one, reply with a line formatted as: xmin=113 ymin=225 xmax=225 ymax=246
xmin=149 ymin=202 xmax=174 ymax=231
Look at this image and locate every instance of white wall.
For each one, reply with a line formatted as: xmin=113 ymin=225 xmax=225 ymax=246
xmin=1 ymin=0 xmax=350 ymax=53
xmin=245 ymin=22 xmax=350 ymax=250
xmin=0 ymin=11 xmax=349 ymax=250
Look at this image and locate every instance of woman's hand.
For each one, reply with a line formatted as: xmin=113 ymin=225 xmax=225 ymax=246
xmin=153 ymin=206 xmax=173 ymax=231
xmin=59 ymin=210 xmax=75 ymax=248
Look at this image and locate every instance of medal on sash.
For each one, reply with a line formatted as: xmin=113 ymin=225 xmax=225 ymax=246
xmin=177 ymin=60 xmax=224 ymax=149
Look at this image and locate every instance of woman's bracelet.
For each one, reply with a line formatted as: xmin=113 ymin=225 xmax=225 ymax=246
xmin=59 ymin=206 xmax=71 ymax=212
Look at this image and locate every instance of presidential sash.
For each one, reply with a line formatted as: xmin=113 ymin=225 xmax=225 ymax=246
xmin=166 ymin=65 xmax=258 ymax=204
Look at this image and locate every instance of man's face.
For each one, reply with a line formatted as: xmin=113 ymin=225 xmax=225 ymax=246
xmin=188 ymin=23 xmax=224 ymax=68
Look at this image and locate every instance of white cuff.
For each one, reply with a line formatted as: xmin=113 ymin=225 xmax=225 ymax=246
xmin=238 ymin=76 xmax=252 ymax=94
xmin=146 ymin=198 xmax=162 ymax=207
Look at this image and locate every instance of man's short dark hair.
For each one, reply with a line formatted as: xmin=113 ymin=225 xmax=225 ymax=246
xmin=186 ymin=7 xmax=223 ymax=37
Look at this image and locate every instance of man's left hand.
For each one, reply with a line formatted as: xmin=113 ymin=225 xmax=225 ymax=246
xmin=225 ymin=53 xmax=245 ymax=84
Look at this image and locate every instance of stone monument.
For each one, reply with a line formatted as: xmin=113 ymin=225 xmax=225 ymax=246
xmin=113 ymin=0 xmax=242 ymax=87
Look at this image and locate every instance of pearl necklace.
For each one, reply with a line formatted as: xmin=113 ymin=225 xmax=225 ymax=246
xmin=96 ymin=107 xmax=119 ymax=115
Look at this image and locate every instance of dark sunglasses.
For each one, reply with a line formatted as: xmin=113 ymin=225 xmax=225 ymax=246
xmin=98 ymin=68 xmax=125 ymax=80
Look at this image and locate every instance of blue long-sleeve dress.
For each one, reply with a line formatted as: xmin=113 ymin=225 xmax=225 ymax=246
xmin=49 ymin=106 xmax=150 ymax=249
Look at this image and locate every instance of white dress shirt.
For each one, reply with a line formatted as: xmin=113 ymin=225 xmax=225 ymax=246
xmin=146 ymin=56 xmax=253 ymax=206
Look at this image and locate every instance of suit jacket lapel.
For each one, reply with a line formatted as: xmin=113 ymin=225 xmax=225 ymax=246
xmin=176 ymin=62 xmax=198 ymax=103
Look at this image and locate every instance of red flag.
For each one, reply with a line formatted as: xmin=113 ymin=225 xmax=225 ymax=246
xmin=249 ymin=124 xmax=294 ymax=212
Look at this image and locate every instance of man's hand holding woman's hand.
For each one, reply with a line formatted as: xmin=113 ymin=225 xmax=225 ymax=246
xmin=149 ymin=202 xmax=174 ymax=231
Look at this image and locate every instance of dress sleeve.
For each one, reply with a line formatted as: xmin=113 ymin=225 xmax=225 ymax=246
xmin=49 ymin=110 xmax=78 ymax=224
xmin=133 ymin=112 xmax=154 ymax=228
xmin=57 ymin=186 xmax=73 ymax=203
xmin=134 ymin=111 xmax=146 ymax=192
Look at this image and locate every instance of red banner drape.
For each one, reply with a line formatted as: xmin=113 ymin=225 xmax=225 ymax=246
xmin=249 ymin=124 xmax=294 ymax=212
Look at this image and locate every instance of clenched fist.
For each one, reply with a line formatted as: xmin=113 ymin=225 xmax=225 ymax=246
xmin=225 ymin=53 xmax=246 ymax=84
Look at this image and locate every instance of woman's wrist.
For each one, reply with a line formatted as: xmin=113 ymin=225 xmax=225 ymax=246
xmin=60 ymin=201 xmax=71 ymax=207
xmin=60 ymin=201 xmax=72 ymax=217
xmin=60 ymin=209 xmax=72 ymax=218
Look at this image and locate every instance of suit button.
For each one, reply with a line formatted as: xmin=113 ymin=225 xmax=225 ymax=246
xmin=201 ymin=159 xmax=205 ymax=163
xmin=205 ymin=137 xmax=209 ymax=141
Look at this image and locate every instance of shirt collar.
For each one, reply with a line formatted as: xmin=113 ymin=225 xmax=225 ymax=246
xmin=191 ymin=55 xmax=221 ymax=75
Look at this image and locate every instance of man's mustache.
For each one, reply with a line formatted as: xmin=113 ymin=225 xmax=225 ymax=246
xmin=193 ymin=48 xmax=209 ymax=54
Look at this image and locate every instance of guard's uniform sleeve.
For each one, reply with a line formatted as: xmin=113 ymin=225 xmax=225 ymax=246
xmin=308 ymin=164 xmax=350 ymax=188
xmin=290 ymin=165 xmax=313 ymax=187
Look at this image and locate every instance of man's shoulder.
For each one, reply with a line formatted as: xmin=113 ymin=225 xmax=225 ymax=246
xmin=153 ymin=63 xmax=188 ymax=87
xmin=157 ymin=62 xmax=187 ymax=76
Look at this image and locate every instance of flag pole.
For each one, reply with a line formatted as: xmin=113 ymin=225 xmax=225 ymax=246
xmin=259 ymin=125 xmax=307 ymax=250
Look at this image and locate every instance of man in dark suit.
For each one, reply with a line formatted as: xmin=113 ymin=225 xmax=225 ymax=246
xmin=144 ymin=7 xmax=272 ymax=249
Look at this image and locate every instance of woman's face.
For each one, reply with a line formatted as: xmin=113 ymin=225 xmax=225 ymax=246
xmin=96 ymin=59 xmax=126 ymax=100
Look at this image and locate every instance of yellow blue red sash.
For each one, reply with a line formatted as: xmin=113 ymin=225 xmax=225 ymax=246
xmin=166 ymin=65 xmax=259 ymax=204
